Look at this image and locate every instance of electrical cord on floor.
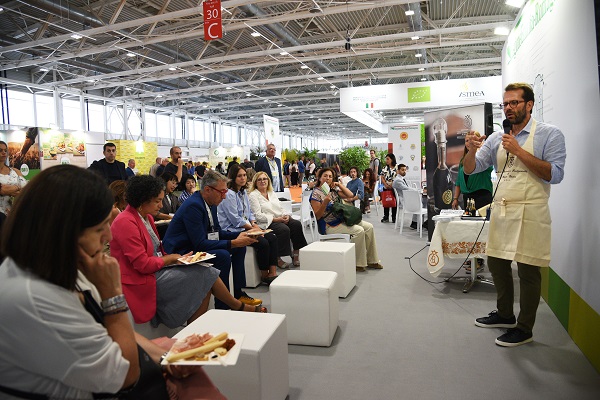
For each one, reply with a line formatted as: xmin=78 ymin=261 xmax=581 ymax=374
xmin=406 ymin=153 xmax=510 ymax=285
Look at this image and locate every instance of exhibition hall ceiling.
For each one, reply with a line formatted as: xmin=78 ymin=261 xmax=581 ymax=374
xmin=0 ymin=0 xmax=519 ymax=138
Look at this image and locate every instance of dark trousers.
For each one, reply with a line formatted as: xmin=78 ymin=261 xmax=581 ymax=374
xmin=250 ymin=232 xmax=278 ymax=270
xmin=383 ymin=204 xmax=397 ymax=221
xmin=487 ymin=256 xmax=541 ymax=333
xmin=212 ymin=247 xmax=247 ymax=309
xmin=269 ymin=219 xmax=308 ymax=257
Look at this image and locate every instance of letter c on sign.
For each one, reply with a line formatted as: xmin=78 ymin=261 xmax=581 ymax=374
xmin=207 ymin=23 xmax=219 ymax=39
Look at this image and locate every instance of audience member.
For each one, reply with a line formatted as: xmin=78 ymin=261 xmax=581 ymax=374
xmin=179 ymin=175 xmax=197 ymax=203
xmin=126 ymin=159 xmax=137 ymax=179
xmin=361 ymin=168 xmax=376 ymax=213
xmin=298 ymin=155 xmax=306 ymax=184
xmin=380 ymin=153 xmax=397 ymax=223
xmin=156 ymin=157 xmax=168 ymax=177
xmin=88 ymin=142 xmax=127 ymax=184
xmin=149 ymin=157 xmax=162 ymax=177
xmin=392 ymin=164 xmax=427 ymax=230
xmin=311 ymin=167 xmax=382 ymax=272
xmin=218 ymin=165 xmax=279 ymax=285
xmin=249 ymin=172 xmax=307 ymax=268
xmin=162 ymin=170 xmax=262 ymax=309
xmin=0 ymin=140 xmax=27 ymax=216
xmin=163 ymin=146 xmax=189 ymax=191
xmin=345 ymin=166 xmax=364 ymax=207
xmin=255 ymin=143 xmax=284 ymax=192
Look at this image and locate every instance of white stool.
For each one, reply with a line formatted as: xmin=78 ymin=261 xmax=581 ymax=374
xmin=173 ymin=309 xmax=289 ymax=400
xmin=270 ymin=270 xmax=339 ymax=346
xmin=244 ymin=246 xmax=261 ymax=288
xmin=128 ymin=310 xmax=183 ymax=339
xmin=299 ymin=241 xmax=356 ymax=298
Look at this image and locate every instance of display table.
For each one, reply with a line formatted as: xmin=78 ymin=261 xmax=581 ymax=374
xmin=427 ymin=217 xmax=493 ymax=293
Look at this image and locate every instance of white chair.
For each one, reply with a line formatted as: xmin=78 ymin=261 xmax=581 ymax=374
xmin=393 ymin=188 xmax=404 ymax=230
xmin=370 ymin=191 xmax=380 ymax=215
xmin=399 ymin=190 xmax=428 ymax=238
xmin=280 ymin=188 xmax=292 ymax=201
xmin=309 ymin=210 xmax=350 ymax=242
xmin=298 ymin=191 xmax=316 ymax=241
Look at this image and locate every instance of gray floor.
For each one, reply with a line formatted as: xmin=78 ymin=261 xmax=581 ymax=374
xmin=244 ymin=211 xmax=600 ymax=400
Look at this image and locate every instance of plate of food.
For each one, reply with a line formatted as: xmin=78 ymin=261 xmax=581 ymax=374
xmin=178 ymin=251 xmax=216 ymax=264
xmin=246 ymin=229 xmax=273 ymax=236
xmin=161 ymin=332 xmax=244 ymax=366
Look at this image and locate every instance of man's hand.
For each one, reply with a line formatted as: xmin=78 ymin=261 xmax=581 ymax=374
xmin=465 ymin=131 xmax=485 ymax=151
xmin=501 ymin=134 xmax=522 ymax=156
xmin=231 ymin=232 xmax=258 ymax=248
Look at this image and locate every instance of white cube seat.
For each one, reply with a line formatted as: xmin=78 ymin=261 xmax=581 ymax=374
xmin=244 ymin=246 xmax=261 ymax=288
xmin=172 ymin=309 xmax=289 ymax=400
xmin=270 ymin=270 xmax=339 ymax=346
xmin=299 ymin=241 xmax=356 ymax=297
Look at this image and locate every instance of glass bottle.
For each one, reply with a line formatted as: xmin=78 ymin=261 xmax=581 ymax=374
xmin=432 ymin=117 xmax=454 ymax=211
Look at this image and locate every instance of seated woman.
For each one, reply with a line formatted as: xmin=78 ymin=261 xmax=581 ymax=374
xmin=157 ymin=171 xmax=180 ymax=219
xmin=361 ymin=167 xmax=376 ymax=213
xmin=0 ymin=140 xmax=27 ymax=216
xmin=179 ymin=175 xmax=197 ymax=204
xmin=111 ymin=175 xmax=266 ymax=330
xmin=248 ymin=171 xmax=308 ymax=267
xmin=218 ymin=164 xmax=279 ymax=285
xmin=310 ymin=167 xmax=383 ymax=272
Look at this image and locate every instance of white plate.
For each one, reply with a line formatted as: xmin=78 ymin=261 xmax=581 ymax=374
xmin=177 ymin=253 xmax=216 ymax=264
xmin=161 ymin=333 xmax=244 ymax=366
xmin=246 ymin=229 xmax=272 ymax=236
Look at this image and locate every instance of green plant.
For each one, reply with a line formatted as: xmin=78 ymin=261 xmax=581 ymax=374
xmin=338 ymin=146 xmax=370 ymax=175
xmin=377 ymin=149 xmax=388 ymax=167
xmin=282 ymin=148 xmax=299 ymax=162
xmin=250 ymin=146 xmax=265 ymax=160
xmin=301 ymin=147 xmax=319 ymax=161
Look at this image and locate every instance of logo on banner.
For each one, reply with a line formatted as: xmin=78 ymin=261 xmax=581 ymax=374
xmin=400 ymin=132 xmax=408 ymax=140
xmin=408 ymin=86 xmax=430 ymax=103
xmin=410 ymin=144 xmax=416 ymax=150
xmin=203 ymin=0 xmax=222 ymax=41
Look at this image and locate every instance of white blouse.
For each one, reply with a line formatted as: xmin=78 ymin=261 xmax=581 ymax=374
xmin=248 ymin=189 xmax=284 ymax=229
xmin=0 ymin=168 xmax=27 ymax=215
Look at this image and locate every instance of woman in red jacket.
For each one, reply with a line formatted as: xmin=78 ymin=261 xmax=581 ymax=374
xmin=110 ymin=176 xmax=265 ymax=329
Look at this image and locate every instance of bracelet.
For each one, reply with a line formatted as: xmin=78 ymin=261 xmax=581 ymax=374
xmin=103 ymin=306 xmax=129 ymax=316
xmin=103 ymin=301 xmax=128 ymax=312
xmin=101 ymin=294 xmax=126 ymax=310
xmin=159 ymin=351 xmax=169 ymax=364
xmin=453 ymin=197 xmax=458 ymax=200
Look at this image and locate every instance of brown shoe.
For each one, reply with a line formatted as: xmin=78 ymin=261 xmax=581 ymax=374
xmin=238 ymin=292 xmax=262 ymax=306
xmin=356 ymin=266 xmax=366 ymax=272
xmin=368 ymin=263 xmax=384 ymax=269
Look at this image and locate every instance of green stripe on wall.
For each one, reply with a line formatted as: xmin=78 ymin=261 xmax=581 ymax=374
xmin=568 ymin=290 xmax=600 ymax=373
xmin=546 ymin=268 xmax=570 ymax=330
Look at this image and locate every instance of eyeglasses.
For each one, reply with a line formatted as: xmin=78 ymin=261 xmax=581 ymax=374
xmin=256 ymin=178 xmax=269 ymax=182
xmin=207 ymin=185 xmax=228 ymax=195
xmin=500 ymin=100 xmax=525 ymax=109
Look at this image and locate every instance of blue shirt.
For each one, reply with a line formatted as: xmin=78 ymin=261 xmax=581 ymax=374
xmin=471 ymin=118 xmax=566 ymax=184
xmin=217 ymin=189 xmax=255 ymax=232
xmin=298 ymin=160 xmax=305 ymax=173
xmin=345 ymin=178 xmax=364 ymax=200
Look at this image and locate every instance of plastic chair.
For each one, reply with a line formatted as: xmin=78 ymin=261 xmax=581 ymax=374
xmin=280 ymin=188 xmax=292 ymax=201
xmin=393 ymin=188 xmax=404 ymax=229
xmin=399 ymin=190 xmax=427 ymax=238
xmin=296 ymin=191 xmax=315 ymax=241
xmin=309 ymin=208 xmax=350 ymax=243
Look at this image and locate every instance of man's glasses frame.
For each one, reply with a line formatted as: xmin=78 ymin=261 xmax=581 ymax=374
xmin=499 ymin=100 xmax=526 ymax=109
xmin=207 ymin=185 xmax=228 ymax=195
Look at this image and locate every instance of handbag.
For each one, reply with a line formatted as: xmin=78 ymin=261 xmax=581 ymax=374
xmin=380 ymin=189 xmax=397 ymax=208
xmin=331 ymin=199 xmax=362 ymax=226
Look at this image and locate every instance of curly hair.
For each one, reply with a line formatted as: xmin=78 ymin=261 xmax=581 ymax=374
xmin=126 ymin=175 xmax=165 ymax=208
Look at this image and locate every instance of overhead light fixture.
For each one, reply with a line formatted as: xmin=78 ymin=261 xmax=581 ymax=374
xmin=494 ymin=27 xmax=510 ymax=36
xmin=250 ymin=116 xmax=254 ymax=119
xmin=220 ymin=109 xmax=225 ymax=112
xmin=263 ymin=99 xmax=269 ymax=102
xmin=418 ymin=67 xmax=425 ymax=71
xmin=421 ymin=77 xmax=427 ymax=81
xmin=168 ymin=67 xmax=176 ymax=71
xmin=330 ymin=85 xmax=335 ymax=89
xmin=411 ymin=36 xmax=419 ymax=40
xmin=126 ymin=52 xmax=135 ymax=57
xmin=71 ymin=33 xmax=82 ymax=40
xmin=405 ymin=10 xmax=415 ymax=16
xmin=415 ymin=53 xmax=422 ymax=58
xmin=279 ymin=51 xmax=289 ymax=56
xmin=505 ymin=0 xmax=525 ymax=7
xmin=87 ymin=79 xmax=96 ymax=83
xmin=301 ymin=65 xmax=309 ymax=69
xmin=251 ymin=31 xmax=261 ymax=37
xmin=317 ymin=77 xmax=324 ymax=80
xmin=291 ymin=109 xmax=295 ymax=112
xmin=246 ymin=93 xmax=252 ymax=96
xmin=278 ymin=104 xmax=283 ymax=107
xmin=403 ymin=115 xmax=407 ymax=119
xmin=125 ymin=87 xmax=132 ymax=91
xmin=226 ymin=86 xmax=233 ymax=90
xmin=156 ymin=94 xmax=163 ymax=98
xmin=200 ymin=77 xmax=207 ymax=81
xmin=202 ymin=105 xmax=208 ymax=108
xmin=39 ymin=67 xmax=49 ymax=72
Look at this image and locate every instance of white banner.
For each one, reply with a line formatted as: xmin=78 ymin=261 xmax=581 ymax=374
xmin=388 ymin=124 xmax=423 ymax=183
xmin=263 ymin=115 xmax=282 ymax=159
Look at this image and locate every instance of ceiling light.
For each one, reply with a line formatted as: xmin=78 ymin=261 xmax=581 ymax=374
xmin=494 ymin=27 xmax=510 ymax=36
xmin=291 ymin=109 xmax=295 ymax=112
xmin=220 ymin=109 xmax=225 ymax=112
xmin=246 ymin=93 xmax=252 ymax=96
xmin=280 ymin=51 xmax=289 ymax=56
xmin=278 ymin=104 xmax=283 ymax=107
xmin=301 ymin=65 xmax=309 ymax=69
xmin=156 ymin=94 xmax=163 ymax=98
xmin=125 ymin=87 xmax=132 ymax=91
xmin=411 ymin=36 xmax=419 ymax=40
xmin=168 ymin=67 xmax=176 ymax=71
xmin=415 ymin=53 xmax=422 ymax=58
xmin=263 ymin=99 xmax=269 ymax=102
xmin=403 ymin=116 xmax=407 ymax=119
xmin=505 ymin=0 xmax=525 ymax=7
xmin=250 ymin=116 xmax=254 ymax=119
xmin=317 ymin=77 xmax=324 ymax=80
xmin=226 ymin=86 xmax=233 ymax=90
xmin=126 ymin=52 xmax=135 ymax=57
xmin=251 ymin=31 xmax=261 ymax=37
xmin=71 ymin=33 xmax=82 ymax=40
xmin=330 ymin=85 xmax=335 ymax=89
xmin=200 ymin=77 xmax=207 ymax=81
xmin=39 ymin=67 xmax=49 ymax=72
xmin=87 ymin=79 xmax=96 ymax=83
xmin=405 ymin=10 xmax=415 ymax=16
xmin=420 ymin=77 xmax=427 ymax=81
xmin=202 ymin=105 xmax=208 ymax=108
xmin=418 ymin=67 xmax=425 ymax=71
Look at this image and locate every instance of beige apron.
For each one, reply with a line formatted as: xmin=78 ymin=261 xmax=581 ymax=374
xmin=487 ymin=119 xmax=551 ymax=267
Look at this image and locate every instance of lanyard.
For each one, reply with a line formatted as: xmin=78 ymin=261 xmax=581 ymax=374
xmin=204 ymin=200 xmax=215 ymax=231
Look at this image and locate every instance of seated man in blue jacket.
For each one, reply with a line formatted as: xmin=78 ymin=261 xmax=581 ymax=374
xmin=163 ymin=170 xmax=261 ymax=309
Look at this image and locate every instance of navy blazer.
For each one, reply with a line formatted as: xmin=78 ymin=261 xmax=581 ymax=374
xmin=162 ymin=192 xmax=239 ymax=255
xmin=255 ymin=156 xmax=284 ymax=192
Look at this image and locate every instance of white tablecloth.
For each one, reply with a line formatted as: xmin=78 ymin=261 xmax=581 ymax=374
xmin=427 ymin=219 xmax=489 ymax=277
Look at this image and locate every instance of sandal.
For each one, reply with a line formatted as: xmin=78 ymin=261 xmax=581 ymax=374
xmin=293 ymin=254 xmax=300 ymax=267
xmin=238 ymin=302 xmax=268 ymax=313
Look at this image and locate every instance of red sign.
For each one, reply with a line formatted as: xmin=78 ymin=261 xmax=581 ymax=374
xmin=203 ymin=0 xmax=222 ymax=41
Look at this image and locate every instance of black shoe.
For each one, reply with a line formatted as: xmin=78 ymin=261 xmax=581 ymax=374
xmin=423 ymin=220 xmax=428 ymax=230
xmin=410 ymin=222 xmax=418 ymax=229
xmin=495 ymin=328 xmax=533 ymax=347
xmin=381 ymin=218 xmax=389 ymax=223
xmin=475 ymin=310 xmax=517 ymax=328
xmin=261 ymin=276 xmax=277 ymax=286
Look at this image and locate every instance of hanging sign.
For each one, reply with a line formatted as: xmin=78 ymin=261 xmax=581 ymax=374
xmin=203 ymin=0 xmax=222 ymax=41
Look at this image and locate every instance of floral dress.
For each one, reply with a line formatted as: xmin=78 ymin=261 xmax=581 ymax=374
xmin=0 ymin=168 xmax=27 ymax=215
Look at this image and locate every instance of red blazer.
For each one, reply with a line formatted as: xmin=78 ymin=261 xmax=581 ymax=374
xmin=110 ymin=205 xmax=166 ymax=323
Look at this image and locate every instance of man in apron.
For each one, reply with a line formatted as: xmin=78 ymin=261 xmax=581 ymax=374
xmin=463 ymin=83 xmax=566 ymax=347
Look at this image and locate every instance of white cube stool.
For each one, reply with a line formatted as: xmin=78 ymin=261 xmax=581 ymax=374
xmin=244 ymin=246 xmax=261 ymax=288
xmin=172 ymin=310 xmax=289 ymax=400
xmin=270 ymin=270 xmax=339 ymax=346
xmin=299 ymin=241 xmax=356 ymax=297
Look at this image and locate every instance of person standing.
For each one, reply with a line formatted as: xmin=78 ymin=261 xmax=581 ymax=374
xmin=87 ymin=142 xmax=127 ymax=185
xmin=242 ymin=158 xmax=254 ymax=170
xmin=283 ymin=159 xmax=291 ymax=188
xmin=163 ymin=146 xmax=189 ymax=191
xmin=298 ymin=155 xmax=306 ymax=185
xmin=195 ymin=161 xmax=207 ymax=180
xmin=149 ymin=157 xmax=162 ymax=177
xmin=155 ymin=158 xmax=168 ymax=178
xmin=125 ymin=159 xmax=136 ymax=179
xmin=308 ymin=159 xmax=316 ymax=179
xmin=290 ymin=161 xmax=299 ymax=187
xmin=369 ymin=149 xmax=381 ymax=178
xmin=227 ymin=156 xmax=239 ymax=174
xmin=464 ymin=82 xmax=566 ymax=347
xmin=254 ymin=143 xmax=284 ymax=192
xmin=380 ymin=153 xmax=397 ymax=223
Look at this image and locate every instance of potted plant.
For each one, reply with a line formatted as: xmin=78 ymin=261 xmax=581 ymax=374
xmin=338 ymin=146 xmax=370 ymax=175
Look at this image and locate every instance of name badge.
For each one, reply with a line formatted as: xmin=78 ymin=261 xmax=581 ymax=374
xmin=157 ymin=251 xmax=163 ymax=257
xmin=208 ymin=232 xmax=219 ymax=240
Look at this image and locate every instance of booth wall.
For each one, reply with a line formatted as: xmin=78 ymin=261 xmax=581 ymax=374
xmin=502 ymin=0 xmax=600 ymax=371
